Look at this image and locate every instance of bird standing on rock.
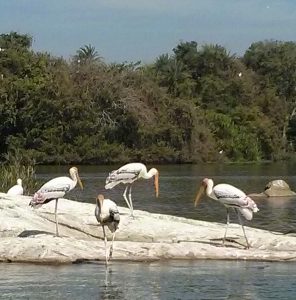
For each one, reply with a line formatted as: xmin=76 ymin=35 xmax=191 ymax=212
xmin=105 ymin=162 xmax=159 ymax=216
xmin=29 ymin=167 xmax=83 ymax=236
xmin=7 ymin=178 xmax=23 ymax=196
xmin=95 ymin=194 xmax=120 ymax=265
xmin=194 ymin=178 xmax=259 ymax=248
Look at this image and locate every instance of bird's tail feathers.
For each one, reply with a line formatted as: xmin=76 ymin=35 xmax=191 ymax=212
xmin=239 ymin=196 xmax=259 ymax=212
xmin=105 ymin=180 xmax=119 ymax=189
xmin=237 ymin=196 xmax=259 ymax=221
xmin=29 ymin=192 xmax=46 ymax=207
xmin=105 ymin=170 xmax=117 ymax=188
xmin=238 ymin=207 xmax=253 ymax=221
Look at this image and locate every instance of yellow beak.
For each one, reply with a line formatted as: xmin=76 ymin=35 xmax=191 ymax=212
xmin=154 ymin=172 xmax=159 ymax=198
xmin=77 ymin=174 xmax=83 ymax=190
xmin=194 ymin=185 xmax=205 ymax=207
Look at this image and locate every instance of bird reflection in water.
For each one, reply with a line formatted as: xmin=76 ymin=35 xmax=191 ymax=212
xmin=265 ymin=196 xmax=295 ymax=208
xmin=98 ymin=267 xmax=124 ymax=300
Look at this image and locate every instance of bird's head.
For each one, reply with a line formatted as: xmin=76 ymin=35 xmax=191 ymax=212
xmin=17 ymin=178 xmax=22 ymax=186
xmin=70 ymin=167 xmax=83 ymax=190
xmin=194 ymin=178 xmax=209 ymax=207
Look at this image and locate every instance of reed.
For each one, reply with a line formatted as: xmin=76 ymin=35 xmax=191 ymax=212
xmin=0 ymin=150 xmax=39 ymax=195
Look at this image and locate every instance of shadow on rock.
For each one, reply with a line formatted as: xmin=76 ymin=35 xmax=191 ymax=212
xmin=18 ymin=230 xmax=54 ymax=237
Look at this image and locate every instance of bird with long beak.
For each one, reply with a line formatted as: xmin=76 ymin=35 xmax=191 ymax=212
xmin=194 ymin=178 xmax=259 ymax=249
xmin=95 ymin=194 xmax=120 ymax=265
xmin=29 ymin=167 xmax=83 ymax=236
xmin=105 ymin=163 xmax=159 ymax=216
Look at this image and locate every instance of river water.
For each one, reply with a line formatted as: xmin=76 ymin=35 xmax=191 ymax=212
xmin=2 ymin=163 xmax=296 ymax=299
xmin=1 ymin=261 xmax=296 ymax=299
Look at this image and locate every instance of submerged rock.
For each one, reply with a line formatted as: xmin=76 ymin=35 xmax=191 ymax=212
xmin=0 ymin=193 xmax=296 ymax=263
xmin=250 ymin=180 xmax=296 ymax=198
xmin=264 ymin=180 xmax=296 ymax=197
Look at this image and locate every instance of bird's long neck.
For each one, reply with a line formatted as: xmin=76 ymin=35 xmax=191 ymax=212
xmin=96 ymin=197 xmax=105 ymax=222
xmin=205 ymin=179 xmax=215 ymax=198
xmin=97 ymin=199 xmax=102 ymax=210
xmin=70 ymin=172 xmax=78 ymax=186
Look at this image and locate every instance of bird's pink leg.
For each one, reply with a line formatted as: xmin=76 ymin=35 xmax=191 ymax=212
xmin=223 ymin=208 xmax=230 ymax=245
xmin=55 ymin=199 xmax=59 ymax=237
xmin=102 ymin=225 xmax=108 ymax=265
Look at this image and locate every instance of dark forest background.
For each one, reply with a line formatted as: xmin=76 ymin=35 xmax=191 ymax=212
xmin=1 ymin=32 xmax=296 ymax=164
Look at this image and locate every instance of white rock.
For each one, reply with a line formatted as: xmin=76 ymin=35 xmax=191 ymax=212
xmin=0 ymin=193 xmax=295 ymax=263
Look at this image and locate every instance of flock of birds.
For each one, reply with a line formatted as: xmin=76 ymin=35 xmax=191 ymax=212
xmin=6 ymin=162 xmax=259 ymax=264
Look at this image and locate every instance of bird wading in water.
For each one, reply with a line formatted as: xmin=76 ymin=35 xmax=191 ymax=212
xmin=95 ymin=194 xmax=120 ymax=265
xmin=194 ymin=178 xmax=259 ymax=248
xmin=29 ymin=167 xmax=83 ymax=236
xmin=105 ymin=162 xmax=159 ymax=216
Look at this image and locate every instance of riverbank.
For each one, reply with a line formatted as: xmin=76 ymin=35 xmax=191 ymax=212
xmin=0 ymin=193 xmax=296 ymax=263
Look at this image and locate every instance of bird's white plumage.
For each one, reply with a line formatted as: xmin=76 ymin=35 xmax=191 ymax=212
xmin=195 ymin=178 xmax=259 ymax=248
xmin=95 ymin=195 xmax=120 ymax=265
xmin=36 ymin=176 xmax=75 ymax=200
xmin=105 ymin=162 xmax=148 ymax=189
xmin=95 ymin=198 xmax=120 ymax=233
xmin=7 ymin=179 xmax=23 ymax=196
xmin=31 ymin=167 xmax=82 ymax=206
xmin=212 ymin=183 xmax=246 ymax=205
xmin=29 ymin=167 xmax=83 ymax=236
xmin=205 ymin=179 xmax=259 ymax=221
xmin=104 ymin=162 xmax=159 ymax=216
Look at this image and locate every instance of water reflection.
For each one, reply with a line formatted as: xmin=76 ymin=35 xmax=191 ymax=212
xmin=255 ymin=195 xmax=295 ymax=208
xmin=0 ymin=261 xmax=296 ymax=299
xmin=100 ymin=267 xmax=124 ymax=300
xmin=35 ymin=163 xmax=296 ymax=233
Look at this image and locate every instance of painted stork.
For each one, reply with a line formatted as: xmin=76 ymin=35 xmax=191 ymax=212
xmin=194 ymin=178 xmax=259 ymax=248
xmin=7 ymin=178 xmax=23 ymax=196
xmin=95 ymin=194 xmax=120 ymax=265
xmin=105 ymin=162 xmax=159 ymax=216
xmin=29 ymin=167 xmax=83 ymax=236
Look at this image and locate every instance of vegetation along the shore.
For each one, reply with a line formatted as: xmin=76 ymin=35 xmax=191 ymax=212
xmin=1 ymin=32 xmax=296 ymax=164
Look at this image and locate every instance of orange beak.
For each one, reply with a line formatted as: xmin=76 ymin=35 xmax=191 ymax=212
xmin=77 ymin=174 xmax=83 ymax=190
xmin=154 ymin=172 xmax=159 ymax=198
xmin=194 ymin=185 xmax=205 ymax=207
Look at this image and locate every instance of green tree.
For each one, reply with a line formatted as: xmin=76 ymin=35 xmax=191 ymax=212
xmin=0 ymin=32 xmax=32 ymax=49
xmin=244 ymin=40 xmax=296 ymax=152
xmin=74 ymin=44 xmax=102 ymax=65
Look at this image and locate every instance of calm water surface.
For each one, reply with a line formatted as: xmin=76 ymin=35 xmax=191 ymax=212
xmin=1 ymin=261 xmax=296 ymax=299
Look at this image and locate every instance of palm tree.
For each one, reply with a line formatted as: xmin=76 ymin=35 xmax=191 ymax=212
xmin=75 ymin=44 xmax=102 ymax=64
xmin=154 ymin=55 xmax=192 ymax=97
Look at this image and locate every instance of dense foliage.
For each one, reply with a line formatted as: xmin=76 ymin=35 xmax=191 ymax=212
xmin=1 ymin=32 xmax=296 ymax=164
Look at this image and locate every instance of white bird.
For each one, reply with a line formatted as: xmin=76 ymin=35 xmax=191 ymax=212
xmin=105 ymin=162 xmax=159 ymax=216
xmin=194 ymin=178 xmax=259 ymax=248
xmin=95 ymin=194 xmax=120 ymax=265
xmin=29 ymin=167 xmax=83 ymax=236
xmin=7 ymin=178 xmax=24 ymax=196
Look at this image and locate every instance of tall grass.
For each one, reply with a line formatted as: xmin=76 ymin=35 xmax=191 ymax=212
xmin=0 ymin=150 xmax=39 ymax=195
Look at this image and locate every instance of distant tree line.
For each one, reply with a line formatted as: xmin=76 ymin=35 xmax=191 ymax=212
xmin=1 ymin=32 xmax=296 ymax=164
